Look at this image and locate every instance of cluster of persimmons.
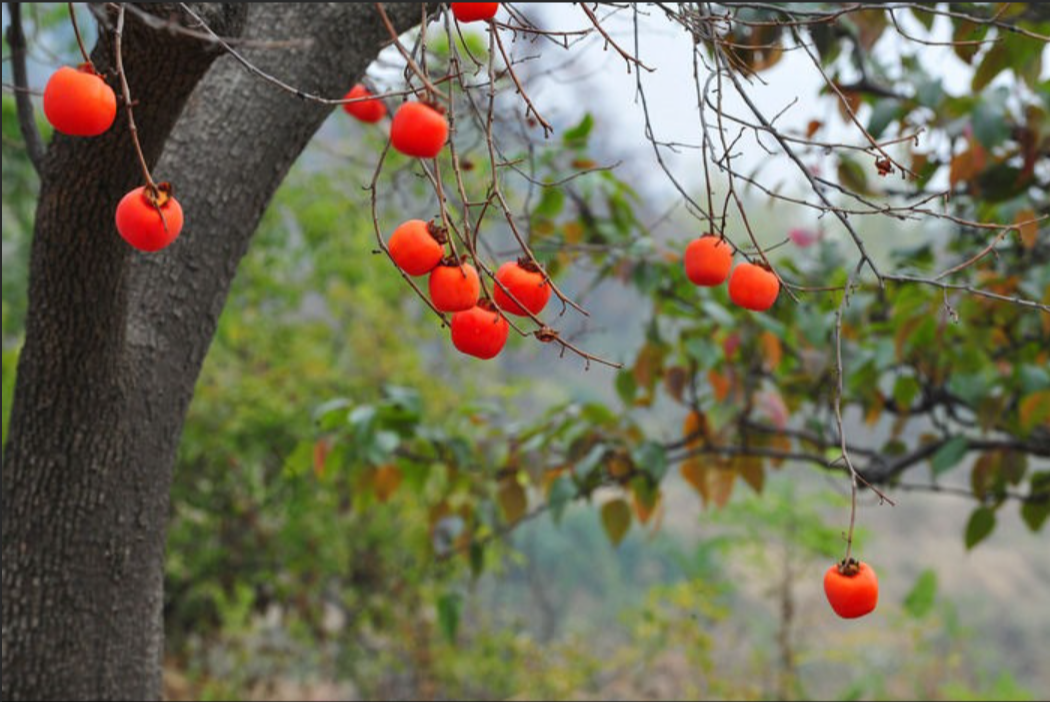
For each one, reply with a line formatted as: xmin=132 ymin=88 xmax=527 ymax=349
xmin=40 ymin=0 xmax=876 ymax=619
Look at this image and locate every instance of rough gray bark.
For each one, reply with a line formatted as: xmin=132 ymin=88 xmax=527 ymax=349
xmin=2 ymin=4 xmax=422 ymax=699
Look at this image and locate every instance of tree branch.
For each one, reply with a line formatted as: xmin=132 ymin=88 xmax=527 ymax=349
xmin=5 ymin=2 xmax=45 ymax=172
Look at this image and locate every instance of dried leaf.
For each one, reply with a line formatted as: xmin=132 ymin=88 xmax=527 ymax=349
xmin=1014 ymin=209 xmax=1039 ymax=250
xmin=1019 ymin=390 xmax=1050 ymax=434
xmin=681 ymin=459 xmax=711 ymax=506
xmin=734 ymin=455 xmax=765 ymax=494
xmin=710 ymin=464 xmax=736 ymax=508
xmin=375 ymin=464 xmax=403 ymax=503
xmin=760 ymin=331 xmax=783 ymax=370
xmin=312 ymin=439 xmax=331 ymax=479
xmin=767 ymin=435 xmax=793 ymax=468
xmin=683 ymin=410 xmax=708 ymax=449
xmin=708 ymin=369 xmax=732 ymax=402
xmin=664 ymin=366 xmax=689 ymax=403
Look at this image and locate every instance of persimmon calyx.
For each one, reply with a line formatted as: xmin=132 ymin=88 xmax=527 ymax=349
xmin=836 ymin=557 xmax=862 ymax=577
xmin=438 ymin=253 xmax=472 ymax=268
xmin=144 ymin=181 xmax=174 ymax=208
xmin=535 ymin=327 xmax=559 ymax=343
xmin=426 ymin=220 xmax=449 ymax=245
xmin=516 ymin=257 xmax=545 ymax=275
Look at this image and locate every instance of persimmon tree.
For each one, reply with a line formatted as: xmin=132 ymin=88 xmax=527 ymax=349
xmin=2 ymin=2 xmax=1048 ymax=700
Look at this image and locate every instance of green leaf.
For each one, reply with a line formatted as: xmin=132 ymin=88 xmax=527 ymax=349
xmin=837 ymin=156 xmax=870 ymax=194
xmin=366 ymin=430 xmax=401 ymax=465
xmin=436 ymin=593 xmax=462 ymax=644
xmin=1021 ymin=472 xmax=1050 ymax=532
xmin=469 ymin=542 xmax=485 ymax=580
xmin=964 ymin=507 xmax=997 ymax=549
xmin=633 ymin=440 xmax=668 ymax=482
xmin=534 ymin=186 xmax=565 ymax=219
xmin=893 ymin=375 xmax=920 ymax=409
xmin=548 ymin=476 xmax=576 ymax=525
xmin=601 ymin=499 xmax=632 ymax=546
xmin=867 ymin=99 xmax=900 ymax=140
xmin=700 ymin=300 xmax=737 ymax=327
xmin=563 ymin=113 xmax=594 ymax=147
xmin=948 ymin=372 xmax=992 ymax=407
xmin=313 ymin=398 xmax=351 ymax=426
xmin=348 ymin=404 xmax=377 ymax=430
xmin=972 ymin=42 xmax=1010 ymax=92
xmin=282 ymin=441 xmax=314 ymax=478
xmin=972 ymin=99 xmax=1010 ymax=149
xmin=903 ymin=569 xmax=938 ymax=619
xmin=915 ymin=78 xmax=944 ymax=109
xmin=573 ymin=442 xmax=607 ymax=479
xmin=615 ymin=369 xmax=637 ymax=405
xmin=931 ymin=437 xmax=969 ymax=476
xmin=383 ymin=384 xmax=422 ymax=418
xmin=909 ymin=6 xmax=935 ymax=31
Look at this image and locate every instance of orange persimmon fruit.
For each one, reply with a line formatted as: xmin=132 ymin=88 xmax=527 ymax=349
xmin=728 ymin=262 xmax=780 ymax=311
xmin=684 ymin=234 xmax=733 ymax=287
xmin=342 ymin=83 xmax=387 ymax=123
xmin=115 ymin=184 xmax=184 ymax=252
xmin=493 ymin=259 xmax=551 ymax=316
xmin=451 ymin=3 xmax=499 ymax=23
xmin=43 ymin=65 xmax=117 ymax=137
xmin=429 ymin=259 xmax=481 ymax=313
xmin=390 ymin=102 xmax=448 ymax=159
xmin=824 ymin=559 xmax=879 ymax=619
xmin=451 ymin=300 xmax=509 ymax=359
xmin=388 ymin=220 xmax=446 ymax=276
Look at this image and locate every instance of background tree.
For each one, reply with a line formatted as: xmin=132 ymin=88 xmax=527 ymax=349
xmin=2 ymin=3 xmax=1048 ymax=701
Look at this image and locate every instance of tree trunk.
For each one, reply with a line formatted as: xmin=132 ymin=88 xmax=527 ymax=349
xmin=2 ymin=4 xmax=422 ymax=699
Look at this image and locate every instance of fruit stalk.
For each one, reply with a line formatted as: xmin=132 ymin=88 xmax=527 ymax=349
xmin=68 ymin=2 xmax=93 ymax=68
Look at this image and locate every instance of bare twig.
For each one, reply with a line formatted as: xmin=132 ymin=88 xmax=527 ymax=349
xmin=5 ymin=3 xmax=45 ymax=172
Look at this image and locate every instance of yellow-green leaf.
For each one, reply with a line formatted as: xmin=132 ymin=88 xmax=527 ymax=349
xmin=601 ymin=499 xmax=632 ymax=546
xmin=498 ymin=478 xmax=527 ymax=524
xmin=734 ymin=455 xmax=765 ymax=494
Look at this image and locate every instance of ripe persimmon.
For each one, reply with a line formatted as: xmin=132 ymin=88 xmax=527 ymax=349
xmin=390 ymin=102 xmax=448 ymax=159
xmin=342 ymin=83 xmax=387 ymax=123
xmin=388 ymin=220 xmax=445 ymax=276
xmin=728 ymin=262 xmax=780 ymax=311
xmin=429 ymin=259 xmax=481 ymax=313
xmin=115 ymin=184 xmax=184 ymax=252
xmin=451 ymin=3 xmax=499 ymax=22
xmin=493 ymin=259 xmax=551 ymax=316
xmin=824 ymin=559 xmax=878 ymax=619
xmin=684 ymin=235 xmax=733 ymax=286
xmin=43 ymin=65 xmax=117 ymax=137
xmin=451 ymin=301 xmax=509 ymax=359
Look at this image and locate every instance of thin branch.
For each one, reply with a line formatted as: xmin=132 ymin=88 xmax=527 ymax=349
xmin=5 ymin=3 xmax=45 ymax=172
xmin=68 ymin=2 xmax=92 ymax=67
xmin=114 ymin=4 xmax=155 ymax=189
